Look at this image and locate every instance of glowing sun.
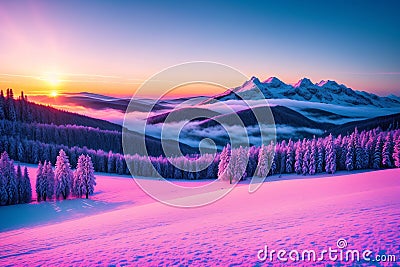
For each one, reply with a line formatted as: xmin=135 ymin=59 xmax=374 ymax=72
xmin=42 ymin=72 xmax=61 ymax=87
xmin=50 ymin=91 xmax=58 ymax=97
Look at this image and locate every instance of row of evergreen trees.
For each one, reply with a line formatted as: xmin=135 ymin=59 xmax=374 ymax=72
xmin=0 ymin=149 xmax=96 ymax=206
xmin=216 ymin=128 xmax=400 ymax=183
xmin=0 ymin=152 xmax=32 ymax=205
xmin=0 ymin=119 xmax=122 ymax=154
xmin=36 ymin=149 xmax=96 ymax=202
xmin=0 ymin=127 xmax=399 ymax=183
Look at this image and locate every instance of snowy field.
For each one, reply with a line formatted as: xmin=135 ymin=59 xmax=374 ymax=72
xmin=0 ymin=166 xmax=399 ymax=266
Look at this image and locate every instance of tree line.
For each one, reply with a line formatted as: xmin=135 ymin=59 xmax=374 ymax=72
xmin=0 ymin=149 xmax=96 ymax=206
xmin=36 ymin=149 xmax=96 ymax=202
xmin=217 ymin=127 xmax=400 ymax=183
xmin=0 ymin=119 xmax=122 ymax=154
xmin=0 ymin=151 xmax=32 ymax=205
xmin=0 ymin=127 xmax=399 ymax=181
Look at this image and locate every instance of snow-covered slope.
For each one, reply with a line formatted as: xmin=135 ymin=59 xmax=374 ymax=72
xmin=0 ymin=168 xmax=399 ymax=266
xmin=204 ymin=76 xmax=400 ymax=108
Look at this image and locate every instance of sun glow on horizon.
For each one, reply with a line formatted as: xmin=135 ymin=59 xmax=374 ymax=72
xmin=50 ymin=90 xmax=58 ymax=97
xmin=41 ymin=72 xmax=61 ymax=87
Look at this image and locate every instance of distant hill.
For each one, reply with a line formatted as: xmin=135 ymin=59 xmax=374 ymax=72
xmin=0 ymin=90 xmax=121 ymax=131
xmin=327 ymin=112 xmax=400 ymax=136
xmin=0 ymin=89 xmax=200 ymax=156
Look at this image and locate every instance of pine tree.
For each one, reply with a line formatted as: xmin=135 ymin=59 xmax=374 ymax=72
xmin=393 ymin=137 xmax=400 ymax=168
xmin=44 ymin=161 xmax=55 ymax=200
xmin=72 ymin=155 xmax=96 ymax=198
xmin=279 ymin=144 xmax=287 ymax=175
xmin=0 ymin=152 xmax=18 ymax=205
xmin=72 ymin=154 xmax=85 ymax=197
xmin=36 ymin=162 xmax=44 ymax=201
xmin=302 ymin=143 xmax=310 ymax=175
xmin=107 ymin=151 xmax=115 ymax=173
xmin=294 ymin=141 xmax=303 ymax=174
xmin=16 ymin=164 xmax=24 ymax=204
xmin=309 ymin=138 xmax=317 ymax=175
xmin=316 ymin=139 xmax=325 ymax=173
xmin=373 ymin=135 xmax=383 ymax=169
xmin=355 ymin=140 xmax=363 ymax=170
xmin=116 ymin=155 xmax=124 ymax=175
xmin=256 ymin=144 xmax=269 ymax=177
xmin=345 ymin=140 xmax=354 ymax=171
xmin=217 ymin=144 xmax=231 ymax=181
xmin=325 ymin=134 xmax=336 ymax=174
xmin=382 ymin=132 xmax=393 ymax=168
xmin=22 ymin=167 xmax=32 ymax=203
xmin=267 ymin=142 xmax=276 ymax=175
xmin=55 ymin=149 xmax=73 ymax=199
xmin=82 ymin=155 xmax=96 ymax=198
xmin=227 ymin=147 xmax=247 ymax=184
xmin=285 ymin=140 xmax=295 ymax=173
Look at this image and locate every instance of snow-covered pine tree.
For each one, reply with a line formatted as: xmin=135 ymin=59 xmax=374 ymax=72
xmin=302 ymin=142 xmax=310 ymax=175
xmin=279 ymin=142 xmax=287 ymax=175
xmin=55 ymin=149 xmax=73 ymax=199
xmin=116 ymin=155 xmax=124 ymax=175
xmin=107 ymin=151 xmax=115 ymax=173
xmin=373 ymin=134 xmax=383 ymax=169
xmin=325 ymin=134 xmax=336 ymax=174
xmin=73 ymin=154 xmax=96 ymax=198
xmin=16 ymin=164 xmax=23 ymax=204
xmin=0 ymin=164 xmax=7 ymax=206
xmin=0 ymin=152 xmax=18 ymax=205
xmin=309 ymin=138 xmax=317 ymax=175
xmin=267 ymin=142 xmax=276 ymax=175
xmin=217 ymin=143 xmax=231 ymax=180
xmin=393 ymin=136 xmax=400 ymax=168
xmin=294 ymin=140 xmax=303 ymax=174
xmin=355 ymin=133 xmax=364 ymax=170
xmin=235 ymin=146 xmax=248 ymax=182
xmin=345 ymin=138 xmax=355 ymax=171
xmin=382 ymin=132 xmax=393 ymax=168
xmin=316 ymin=138 xmax=324 ymax=173
xmin=36 ymin=161 xmax=44 ymax=201
xmin=82 ymin=155 xmax=96 ymax=199
xmin=22 ymin=167 xmax=32 ymax=203
xmin=72 ymin=154 xmax=85 ymax=197
xmin=365 ymin=134 xmax=374 ymax=168
xmin=0 ymin=153 xmax=11 ymax=206
xmin=256 ymin=144 xmax=269 ymax=177
xmin=285 ymin=140 xmax=295 ymax=173
xmin=44 ymin=161 xmax=55 ymax=200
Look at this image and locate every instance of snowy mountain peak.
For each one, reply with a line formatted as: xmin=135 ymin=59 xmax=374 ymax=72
xmin=248 ymin=76 xmax=261 ymax=85
xmin=317 ymin=80 xmax=340 ymax=88
xmin=205 ymin=76 xmax=400 ymax=108
xmin=239 ymin=76 xmax=263 ymax=91
xmin=264 ymin=77 xmax=285 ymax=88
xmin=294 ymin=78 xmax=313 ymax=88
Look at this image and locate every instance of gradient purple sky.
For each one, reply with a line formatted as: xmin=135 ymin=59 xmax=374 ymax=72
xmin=0 ymin=0 xmax=399 ymax=97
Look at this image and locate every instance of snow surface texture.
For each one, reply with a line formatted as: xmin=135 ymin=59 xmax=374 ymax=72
xmin=0 ymin=166 xmax=399 ymax=266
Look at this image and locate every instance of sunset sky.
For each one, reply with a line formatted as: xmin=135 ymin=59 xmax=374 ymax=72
xmin=0 ymin=0 xmax=399 ymax=97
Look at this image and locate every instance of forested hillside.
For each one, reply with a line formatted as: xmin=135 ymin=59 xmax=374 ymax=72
xmin=0 ymin=89 xmax=121 ymax=130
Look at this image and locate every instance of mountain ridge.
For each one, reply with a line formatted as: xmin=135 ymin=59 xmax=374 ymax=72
xmin=203 ymin=76 xmax=400 ymax=107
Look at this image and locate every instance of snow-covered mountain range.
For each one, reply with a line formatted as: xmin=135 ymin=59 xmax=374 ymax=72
xmin=204 ymin=77 xmax=400 ymax=108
